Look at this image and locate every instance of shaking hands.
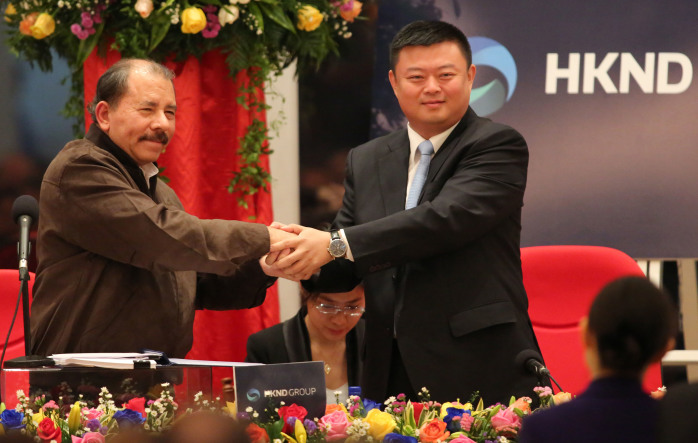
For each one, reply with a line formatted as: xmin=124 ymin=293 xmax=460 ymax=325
xmin=259 ymin=223 xmax=334 ymax=281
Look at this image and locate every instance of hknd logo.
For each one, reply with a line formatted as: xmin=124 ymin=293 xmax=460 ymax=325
xmin=246 ymin=388 xmax=260 ymax=402
xmin=470 ymin=37 xmax=517 ymax=116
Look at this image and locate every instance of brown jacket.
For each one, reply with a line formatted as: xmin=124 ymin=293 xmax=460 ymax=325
xmin=31 ymin=125 xmax=271 ymax=357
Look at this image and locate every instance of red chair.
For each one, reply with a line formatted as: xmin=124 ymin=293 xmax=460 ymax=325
xmin=521 ymin=245 xmax=663 ymax=395
xmin=0 ymin=269 xmax=35 ymax=362
xmin=0 ymin=269 xmax=35 ymax=405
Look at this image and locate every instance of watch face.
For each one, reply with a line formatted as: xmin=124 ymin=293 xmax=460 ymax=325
xmin=329 ymin=239 xmax=347 ymax=257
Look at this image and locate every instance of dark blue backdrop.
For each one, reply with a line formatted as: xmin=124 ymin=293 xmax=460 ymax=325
xmin=371 ymin=0 xmax=698 ymax=258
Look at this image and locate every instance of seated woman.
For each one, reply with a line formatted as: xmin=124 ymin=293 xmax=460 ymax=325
xmin=245 ymin=266 xmax=364 ymax=404
xmin=518 ymin=276 xmax=677 ymax=443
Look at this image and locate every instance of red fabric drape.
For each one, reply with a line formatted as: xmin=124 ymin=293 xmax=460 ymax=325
xmin=83 ymin=50 xmax=279 ymax=364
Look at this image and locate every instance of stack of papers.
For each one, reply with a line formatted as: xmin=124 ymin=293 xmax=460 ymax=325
xmin=50 ymin=352 xmax=160 ymax=369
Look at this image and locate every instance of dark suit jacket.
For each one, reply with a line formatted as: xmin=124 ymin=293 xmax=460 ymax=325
xmin=245 ymin=307 xmax=365 ymax=387
xmin=657 ymin=382 xmax=698 ymax=442
xmin=518 ymin=377 xmax=660 ymax=443
xmin=328 ymin=107 xmax=542 ymax=403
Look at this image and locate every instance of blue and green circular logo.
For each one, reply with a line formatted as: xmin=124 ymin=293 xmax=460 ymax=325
xmin=470 ymin=37 xmax=517 ymax=116
xmin=246 ymin=388 xmax=260 ymax=401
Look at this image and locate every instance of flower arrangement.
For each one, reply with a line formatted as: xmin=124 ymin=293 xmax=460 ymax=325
xmin=0 ymin=385 xmax=573 ymax=443
xmin=1 ymin=0 xmax=363 ymax=204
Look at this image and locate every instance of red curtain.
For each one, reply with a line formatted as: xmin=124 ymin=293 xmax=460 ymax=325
xmin=83 ymin=50 xmax=279 ymax=364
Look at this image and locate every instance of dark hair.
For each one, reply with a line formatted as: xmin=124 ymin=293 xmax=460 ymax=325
xmin=389 ymin=20 xmax=472 ymax=72
xmin=87 ymin=58 xmax=175 ymax=122
xmin=588 ymin=276 xmax=677 ymax=376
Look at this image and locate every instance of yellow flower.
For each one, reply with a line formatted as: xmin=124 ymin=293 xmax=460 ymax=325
xmin=440 ymin=401 xmax=472 ymax=419
xmin=32 ymin=410 xmax=46 ymax=425
xmin=294 ymin=418 xmax=307 ymax=443
xmin=364 ymin=408 xmax=396 ymax=441
xmin=553 ymin=391 xmax=573 ymax=405
xmin=180 ymin=6 xmax=206 ymax=34
xmin=30 ymin=12 xmax=55 ymax=39
xmin=297 ymin=5 xmax=323 ymax=32
xmin=4 ymin=3 xmax=16 ymax=23
xmin=67 ymin=401 xmax=82 ymax=434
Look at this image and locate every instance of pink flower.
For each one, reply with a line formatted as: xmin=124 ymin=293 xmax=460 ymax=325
xmin=450 ymin=437 xmax=477 ymax=443
xmin=81 ymin=12 xmax=93 ymax=28
xmin=460 ymin=413 xmax=474 ymax=431
xmin=70 ymin=23 xmax=89 ymax=40
xmin=82 ymin=408 xmax=103 ymax=420
xmin=491 ymin=407 xmax=522 ymax=434
xmin=320 ymin=410 xmax=350 ymax=441
xmin=42 ymin=400 xmax=59 ymax=411
xmin=72 ymin=432 xmax=106 ymax=443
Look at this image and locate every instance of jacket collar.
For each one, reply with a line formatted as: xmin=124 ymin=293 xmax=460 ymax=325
xmin=85 ymin=124 xmax=159 ymax=197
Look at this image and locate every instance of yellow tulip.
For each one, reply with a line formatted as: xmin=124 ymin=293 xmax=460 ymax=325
xmin=297 ymin=5 xmax=323 ymax=32
xmin=440 ymin=401 xmax=472 ymax=418
xmin=30 ymin=12 xmax=55 ymax=39
xmin=33 ymin=410 xmax=46 ymax=425
xmin=68 ymin=401 xmax=82 ymax=434
xmin=294 ymin=418 xmax=307 ymax=443
xmin=4 ymin=3 xmax=16 ymax=22
xmin=180 ymin=6 xmax=206 ymax=34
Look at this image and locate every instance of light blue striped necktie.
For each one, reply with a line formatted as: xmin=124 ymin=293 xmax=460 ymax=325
xmin=405 ymin=139 xmax=434 ymax=209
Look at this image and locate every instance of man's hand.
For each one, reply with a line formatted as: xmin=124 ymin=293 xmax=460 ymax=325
xmin=259 ymin=249 xmax=297 ymax=280
xmin=269 ymin=224 xmax=333 ymax=280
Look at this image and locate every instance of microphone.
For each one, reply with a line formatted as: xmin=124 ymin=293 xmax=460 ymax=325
xmin=515 ymin=349 xmax=565 ymax=393
xmin=515 ymin=349 xmax=550 ymax=376
xmin=11 ymin=195 xmax=39 ymax=281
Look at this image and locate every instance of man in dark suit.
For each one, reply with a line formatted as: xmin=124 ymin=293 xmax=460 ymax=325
xmin=269 ymin=20 xmax=543 ymax=403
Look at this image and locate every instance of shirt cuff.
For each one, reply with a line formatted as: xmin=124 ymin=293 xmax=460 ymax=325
xmin=339 ymin=229 xmax=354 ymax=261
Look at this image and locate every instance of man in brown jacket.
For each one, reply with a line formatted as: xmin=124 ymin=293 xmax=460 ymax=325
xmin=30 ymin=59 xmax=293 ymax=358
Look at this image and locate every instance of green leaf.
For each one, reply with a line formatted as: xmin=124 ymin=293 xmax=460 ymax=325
xmin=76 ymin=22 xmax=105 ymax=66
xmin=149 ymin=13 xmax=173 ymax=53
xmin=247 ymin=2 xmax=265 ymax=34
xmin=258 ymin=2 xmax=296 ymax=33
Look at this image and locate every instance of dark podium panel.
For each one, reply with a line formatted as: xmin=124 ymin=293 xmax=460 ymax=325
xmin=1 ymin=365 xmax=212 ymax=409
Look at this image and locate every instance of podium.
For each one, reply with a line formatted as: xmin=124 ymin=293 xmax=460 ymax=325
xmin=1 ymin=365 xmax=213 ymax=409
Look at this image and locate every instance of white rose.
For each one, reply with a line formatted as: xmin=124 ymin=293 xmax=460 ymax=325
xmin=218 ymin=5 xmax=239 ymax=26
xmin=135 ymin=0 xmax=154 ymax=18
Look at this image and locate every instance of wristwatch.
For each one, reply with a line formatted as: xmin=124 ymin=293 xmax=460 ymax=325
xmin=327 ymin=230 xmax=347 ymax=259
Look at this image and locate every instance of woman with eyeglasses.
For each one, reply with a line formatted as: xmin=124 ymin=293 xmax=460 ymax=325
xmin=245 ymin=268 xmax=365 ymax=404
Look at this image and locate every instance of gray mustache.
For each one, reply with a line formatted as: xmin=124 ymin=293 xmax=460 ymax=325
xmin=139 ymin=132 xmax=169 ymax=145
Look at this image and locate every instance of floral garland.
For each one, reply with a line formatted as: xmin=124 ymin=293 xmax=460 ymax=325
xmin=0 ymin=385 xmax=576 ymax=442
xmin=1 ymin=0 xmax=363 ymax=205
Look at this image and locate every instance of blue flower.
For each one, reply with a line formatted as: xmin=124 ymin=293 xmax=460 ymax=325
xmin=0 ymin=409 xmax=26 ymax=431
xmin=86 ymin=418 xmax=101 ymax=432
xmin=383 ymin=433 xmax=418 ymax=443
xmin=113 ymin=409 xmax=145 ymax=428
xmin=304 ymin=419 xmax=318 ymax=435
xmin=444 ymin=407 xmax=469 ymax=433
xmin=363 ymin=397 xmax=382 ymax=413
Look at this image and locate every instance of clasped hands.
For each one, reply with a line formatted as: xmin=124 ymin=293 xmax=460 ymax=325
xmin=260 ymin=223 xmax=334 ymax=281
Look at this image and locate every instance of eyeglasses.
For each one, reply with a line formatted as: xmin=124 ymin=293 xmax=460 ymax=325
xmin=314 ymin=303 xmax=365 ymax=317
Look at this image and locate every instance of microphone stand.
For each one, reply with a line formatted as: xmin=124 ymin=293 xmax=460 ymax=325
xmin=3 ymin=259 xmax=55 ymax=369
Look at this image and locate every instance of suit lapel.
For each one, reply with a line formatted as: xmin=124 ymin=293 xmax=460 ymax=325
xmin=378 ymin=130 xmax=410 ymax=216
xmin=425 ymin=108 xmax=474 ymax=183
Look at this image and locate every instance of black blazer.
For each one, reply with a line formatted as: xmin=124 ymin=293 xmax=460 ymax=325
xmin=519 ymin=377 xmax=660 ymax=443
xmin=326 ymin=107 xmax=542 ymax=403
xmin=245 ymin=307 xmax=365 ymax=387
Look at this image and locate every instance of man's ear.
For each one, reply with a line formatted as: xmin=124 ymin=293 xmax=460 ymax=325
xmin=388 ymin=70 xmax=397 ymax=93
xmin=94 ymin=101 xmax=110 ymax=132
